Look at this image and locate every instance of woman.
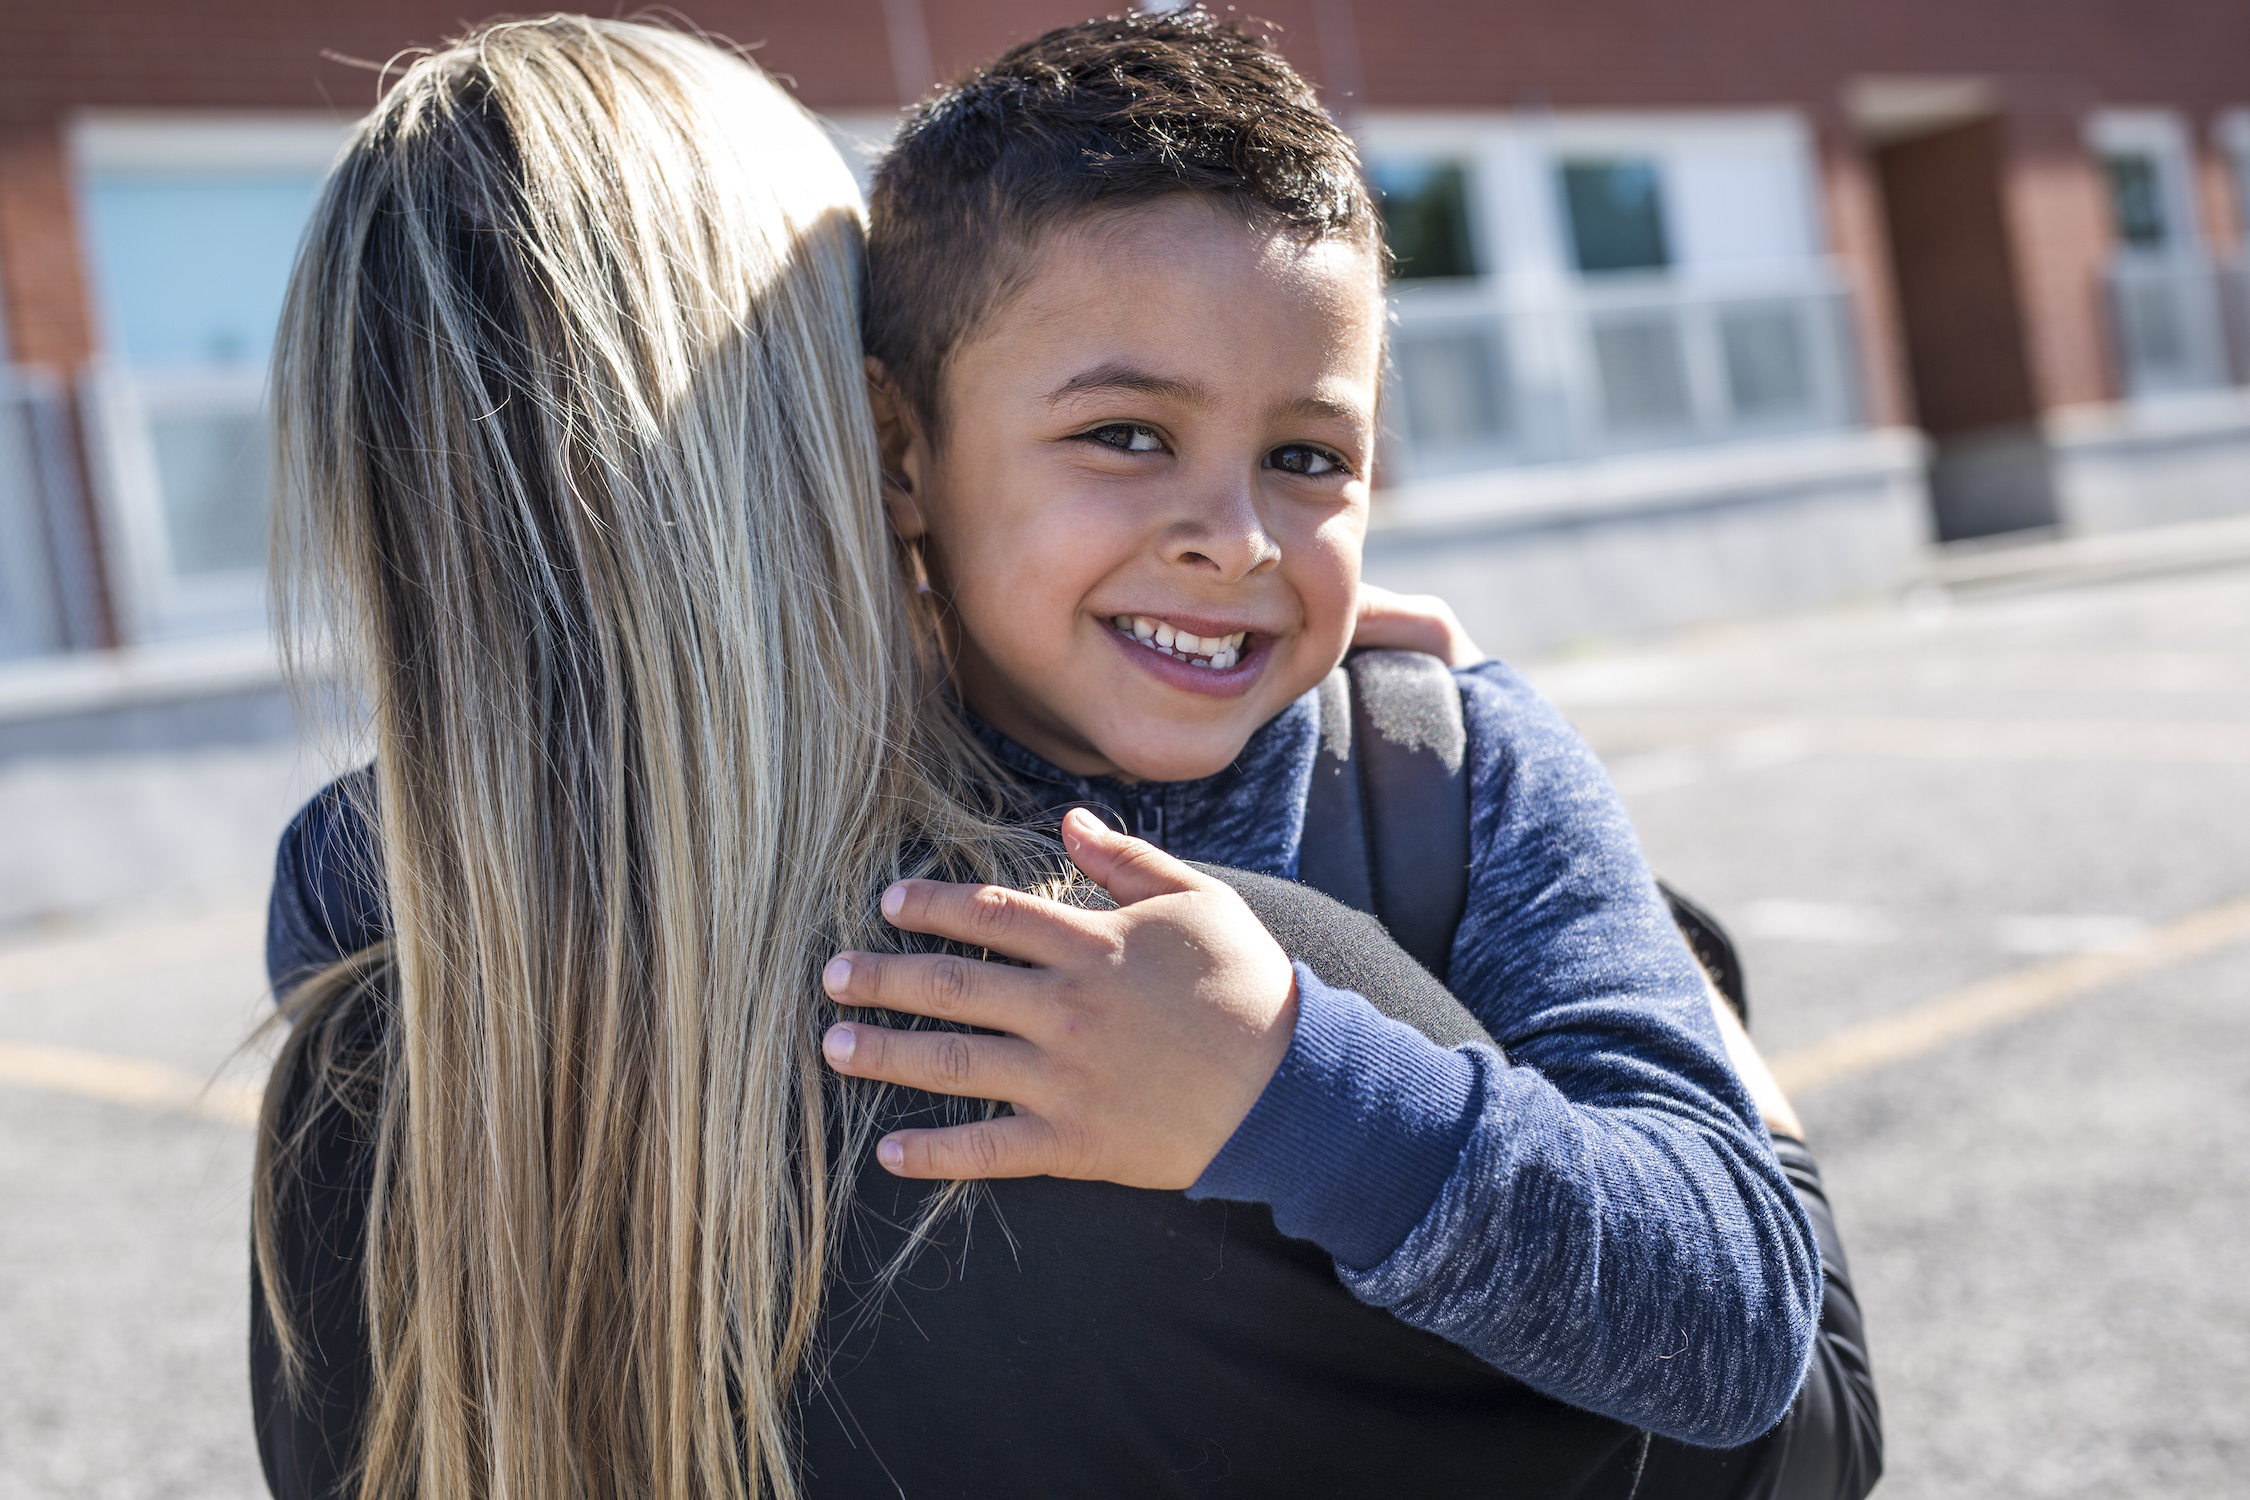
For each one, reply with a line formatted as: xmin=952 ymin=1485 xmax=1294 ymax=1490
xmin=254 ymin=18 xmax=1073 ymax=1496
xmin=254 ymin=17 xmax=1874 ymax=1498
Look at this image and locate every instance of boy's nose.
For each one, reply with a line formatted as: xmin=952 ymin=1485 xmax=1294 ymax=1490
xmin=1161 ymin=486 xmax=1280 ymax=582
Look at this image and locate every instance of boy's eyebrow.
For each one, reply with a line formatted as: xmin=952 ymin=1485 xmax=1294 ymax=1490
xmin=1045 ymin=362 xmax=1211 ymax=408
xmin=1046 ymin=367 xmax=1369 ymax=427
xmin=1273 ymin=394 xmax=1364 ymax=425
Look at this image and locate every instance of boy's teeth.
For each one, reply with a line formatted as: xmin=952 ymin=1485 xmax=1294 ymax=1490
xmin=1110 ymin=615 xmax=1249 ymax=667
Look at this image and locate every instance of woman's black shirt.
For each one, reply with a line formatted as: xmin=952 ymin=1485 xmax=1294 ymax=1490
xmin=254 ymin=854 xmax=1876 ymax=1498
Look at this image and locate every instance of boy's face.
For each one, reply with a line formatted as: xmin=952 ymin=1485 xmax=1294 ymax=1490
xmin=888 ymin=199 xmax=1385 ymax=783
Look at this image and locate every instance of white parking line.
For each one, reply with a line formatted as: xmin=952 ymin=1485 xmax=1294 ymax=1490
xmin=1772 ymin=892 xmax=2250 ymax=1094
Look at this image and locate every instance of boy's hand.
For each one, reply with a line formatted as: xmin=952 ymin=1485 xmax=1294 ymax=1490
xmin=1350 ymin=582 xmax=1486 ymax=666
xmin=818 ymin=808 xmax=1299 ymax=1190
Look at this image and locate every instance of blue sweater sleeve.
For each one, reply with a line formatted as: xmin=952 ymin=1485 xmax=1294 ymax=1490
xmin=1191 ymin=964 xmax=1483 ymax=1270
xmin=1190 ymin=659 xmax=1821 ymax=1448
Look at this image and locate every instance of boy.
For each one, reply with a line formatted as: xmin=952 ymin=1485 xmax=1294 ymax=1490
xmin=813 ymin=10 xmax=1819 ymax=1449
xmin=270 ymin=9 xmax=1822 ymax=1454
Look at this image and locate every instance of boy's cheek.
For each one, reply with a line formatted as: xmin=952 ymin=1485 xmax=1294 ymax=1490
xmin=1291 ymin=532 xmax=1364 ymax=669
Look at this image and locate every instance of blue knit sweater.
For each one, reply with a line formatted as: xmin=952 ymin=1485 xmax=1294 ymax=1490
xmin=265 ymin=658 xmax=1818 ymax=1448
xmin=962 ymin=658 xmax=1820 ymax=1447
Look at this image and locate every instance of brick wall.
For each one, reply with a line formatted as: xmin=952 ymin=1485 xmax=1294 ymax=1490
xmin=1814 ymin=117 xmax=1911 ymax=429
xmin=0 ymin=125 xmax=94 ymax=369
xmin=2002 ymin=106 xmax=2118 ymax=412
xmin=2196 ymin=135 xmax=2243 ymax=257
xmin=2 ymin=0 xmax=2246 ymax=413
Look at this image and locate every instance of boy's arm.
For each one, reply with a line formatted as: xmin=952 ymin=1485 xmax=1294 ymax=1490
xmin=1196 ymin=659 xmax=1819 ymax=1446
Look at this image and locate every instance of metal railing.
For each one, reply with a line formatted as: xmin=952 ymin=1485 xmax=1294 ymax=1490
xmin=2105 ymin=256 xmax=2242 ymax=399
xmin=0 ymin=368 xmax=101 ymax=663
xmin=1381 ymin=270 xmax=1862 ymax=485
xmin=79 ymin=365 xmax=270 ymax=644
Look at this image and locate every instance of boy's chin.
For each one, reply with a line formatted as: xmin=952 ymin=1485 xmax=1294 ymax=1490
xmin=1096 ymin=727 xmax=1256 ymax=785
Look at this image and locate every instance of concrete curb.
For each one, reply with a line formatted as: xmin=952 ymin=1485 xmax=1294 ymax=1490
xmin=1926 ymin=513 xmax=2250 ymax=596
xmin=0 ymin=634 xmax=281 ymax=728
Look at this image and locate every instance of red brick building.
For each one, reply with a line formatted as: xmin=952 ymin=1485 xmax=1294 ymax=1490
xmin=2 ymin=0 xmax=2245 ymax=658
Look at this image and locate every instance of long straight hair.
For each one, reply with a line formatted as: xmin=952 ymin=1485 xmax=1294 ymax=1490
xmin=254 ymin=18 xmax=1048 ymax=1497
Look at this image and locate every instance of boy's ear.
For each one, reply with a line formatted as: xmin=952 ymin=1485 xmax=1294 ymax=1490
xmin=865 ymin=356 xmax=929 ymax=540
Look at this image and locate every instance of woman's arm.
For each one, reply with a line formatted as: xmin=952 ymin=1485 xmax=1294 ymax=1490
xmin=250 ymin=990 xmax=380 ymax=1500
xmin=1637 ymin=1135 xmax=1884 ymax=1500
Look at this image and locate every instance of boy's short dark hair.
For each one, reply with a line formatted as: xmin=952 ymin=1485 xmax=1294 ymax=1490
xmin=865 ymin=9 xmax=1379 ymax=435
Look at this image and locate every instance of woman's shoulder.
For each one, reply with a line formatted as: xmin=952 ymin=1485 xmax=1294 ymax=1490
xmin=267 ymin=767 xmax=389 ymax=996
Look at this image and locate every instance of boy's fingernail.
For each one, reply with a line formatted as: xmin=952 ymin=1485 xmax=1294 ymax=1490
xmin=823 ymin=956 xmax=851 ymax=992
xmin=823 ymin=1025 xmax=856 ymax=1065
xmin=877 ymin=1137 xmax=905 ymax=1169
xmin=882 ymin=884 xmax=906 ymax=920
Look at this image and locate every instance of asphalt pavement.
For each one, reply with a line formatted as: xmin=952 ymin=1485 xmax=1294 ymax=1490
xmin=2 ymin=558 xmax=2246 ymax=1497
xmin=1532 ymin=561 xmax=2250 ymax=1499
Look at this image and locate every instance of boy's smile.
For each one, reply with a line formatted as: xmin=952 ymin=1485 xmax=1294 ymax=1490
xmin=879 ymin=198 xmax=1386 ymax=783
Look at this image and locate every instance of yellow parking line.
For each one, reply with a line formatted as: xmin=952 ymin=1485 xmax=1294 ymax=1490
xmin=1772 ymin=893 xmax=2250 ymax=1095
xmin=0 ymin=1038 xmax=262 ymax=1126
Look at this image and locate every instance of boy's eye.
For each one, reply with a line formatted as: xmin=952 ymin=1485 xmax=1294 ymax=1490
xmin=1085 ymin=423 xmax=1166 ymax=453
xmin=1267 ymin=443 xmax=1348 ymax=477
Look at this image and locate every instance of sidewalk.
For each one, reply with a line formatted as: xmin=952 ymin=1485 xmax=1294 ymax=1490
xmin=0 ymin=635 xmax=348 ymax=935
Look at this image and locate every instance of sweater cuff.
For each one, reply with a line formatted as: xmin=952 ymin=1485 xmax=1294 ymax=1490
xmin=1188 ymin=962 xmax=1482 ymax=1272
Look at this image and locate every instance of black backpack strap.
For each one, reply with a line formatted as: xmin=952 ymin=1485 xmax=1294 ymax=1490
xmin=1658 ymin=881 xmax=1750 ymax=1025
xmin=1298 ymin=665 xmax=1376 ymax=915
xmin=1299 ymin=649 xmax=1471 ymax=982
xmin=1300 ymin=650 xmax=1751 ymax=1022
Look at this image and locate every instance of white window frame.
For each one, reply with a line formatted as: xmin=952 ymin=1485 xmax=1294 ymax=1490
xmin=71 ymin=111 xmax=352 ymax=645
xmin=2087 ymin=110 xmax=2208 ymax=259
xmin=2087 ymin=109 xmax=2234 ymax=398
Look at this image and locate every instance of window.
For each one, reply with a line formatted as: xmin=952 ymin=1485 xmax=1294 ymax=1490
xmin=1560 ymin=159 xmax=1670 ymax=274
xmin=83 ymin=174 xmax=323 ymax=369
xmin=1589 ymin=312 xmax=1693 ymax=430
xmin=2087 ymin=111 xmax=2230 ymax=397
xmin=2103 ymin=153 xmax=2171 ymax=251
xmin=82 ymin=175 xmax=318 ymax=587
xmin=1369 ymin=160 xmax=1479 ymax=281
xmin=73 ymin=115 xmax=346 ymax=641
xmin=1392 ymin=323 xmax=1509 ymax=447
xmin=1718 ymin=301 xmax=1818 ymax=419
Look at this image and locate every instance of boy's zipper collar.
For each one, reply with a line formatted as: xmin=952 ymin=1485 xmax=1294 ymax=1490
xmin=961 ymin=701 xmax=1315 ymax=859
xmin=961 ymin=710 xmax=1277 ymax=808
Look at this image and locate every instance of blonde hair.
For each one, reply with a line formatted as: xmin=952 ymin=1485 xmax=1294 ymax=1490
xmin=256 ymin=17 xmax=1047 ymax=1497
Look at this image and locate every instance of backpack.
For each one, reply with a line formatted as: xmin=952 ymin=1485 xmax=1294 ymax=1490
xmin=1294 ymin=652 xmax=1891 ymax=1500
xmin=1296 ymin=649 xmax=1748 ymax=1021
